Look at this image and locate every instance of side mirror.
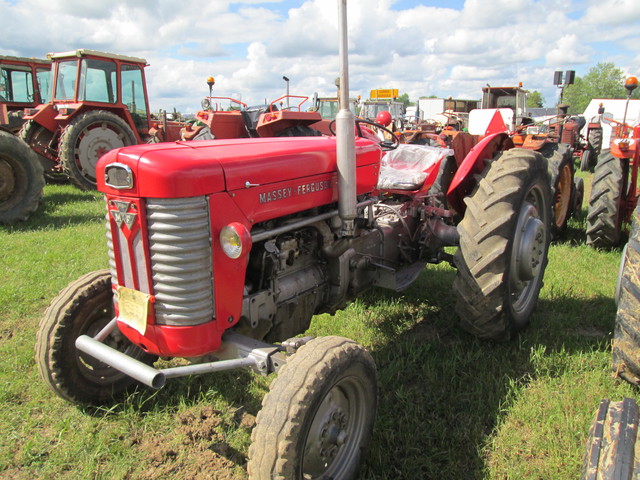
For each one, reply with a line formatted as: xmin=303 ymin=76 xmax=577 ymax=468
xmin=602 ymin=112 xmax=614 ymax=125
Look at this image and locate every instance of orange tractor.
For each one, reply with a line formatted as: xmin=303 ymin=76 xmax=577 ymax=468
xmin=183 ymin=77 xmax=323 ymax=141
xmin=19 ymin=49 xmax=184 ymax=190
xmin=586 ymin=76 xmax=640 ymax=248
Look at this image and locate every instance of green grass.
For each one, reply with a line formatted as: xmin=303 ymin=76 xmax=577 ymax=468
xmin=0 ymin=177 xmax=635 ymax=479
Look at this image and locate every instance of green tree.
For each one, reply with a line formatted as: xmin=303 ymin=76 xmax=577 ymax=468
xmin=397 ymin=92 xmax=414 ymax=107
xmin=562 ymin=62 xmax=639 ymax=114
xmin=526 ymin=91 xmax=545 ymax=108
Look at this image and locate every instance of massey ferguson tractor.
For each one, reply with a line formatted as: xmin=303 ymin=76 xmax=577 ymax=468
xmin=19 ymin=49 xmax=183 ymax=190
xmin=586 ymin=76 xmax=640 ymax=248
xmin=35 ymin=3 xmax=553 ymax=478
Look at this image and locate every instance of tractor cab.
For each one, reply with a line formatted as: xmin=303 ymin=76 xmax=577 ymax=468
xmin=0 ymin=55 xmax=51 ymax=133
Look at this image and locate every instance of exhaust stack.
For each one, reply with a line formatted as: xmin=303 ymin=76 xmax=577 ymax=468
xmin=336 ymin=0 xmax=356 ymax=237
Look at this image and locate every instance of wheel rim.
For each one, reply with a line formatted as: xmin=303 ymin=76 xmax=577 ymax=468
xmin=553 ymin=163 xmax=572 ymax=228
xmin=302 ymin=375 xmax=368 ymax=478
xmin=0 ymin=158 xmax=17 ymax=204
xmin=74 ymin=121 xmax=128 ymax=182
xmin=509 ymin=184 xmax=548 ymax=314
xmin=76 ymin=301 xmax=139 ymax=386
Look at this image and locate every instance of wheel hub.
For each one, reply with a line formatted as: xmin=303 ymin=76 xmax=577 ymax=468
xmin=304 ymin=388 xmax=351 ymax=475
xmin=554 ymin=163 xmax=572 ymax=228
xmin=76 ymin=124 xmax=126 ymax=181
xmin=0 ymin=159 xmax=16 ymax=202
xmin=511 ymin=202 xmax=546 ymax=299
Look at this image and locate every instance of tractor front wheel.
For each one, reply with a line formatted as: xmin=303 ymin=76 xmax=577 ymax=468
xmin=35 ymin=270 xmax=156 ymax=404
xmin=248 ymin=336 xmax=377 ymax=480
xmin=0 ymin=130 xmax=44 ymax=225
xmin=542 ymin=143 xmax=574 ymax=236
xmin=454 ymin=148 xmax=552 ymax=340
xmin=19 ymin=119 xmax=65 ymax=182
xmin=586 ymin=150 xmax=628 ymax=248
xmin=59 ymin=111 xmax=137 ymax=190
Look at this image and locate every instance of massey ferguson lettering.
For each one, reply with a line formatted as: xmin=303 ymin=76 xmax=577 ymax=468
xmin=259 ymin=180 xmax=332 ymax=204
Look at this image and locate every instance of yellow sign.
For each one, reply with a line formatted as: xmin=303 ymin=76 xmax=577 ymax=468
xmin=370 ymin=89 xmax=398 ymax=100
xmin=117 ymin=286 xmax=150 ymax=335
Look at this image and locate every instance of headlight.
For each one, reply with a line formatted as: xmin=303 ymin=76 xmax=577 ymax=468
xmin=220 ymin=223 xmax=251 ymax=259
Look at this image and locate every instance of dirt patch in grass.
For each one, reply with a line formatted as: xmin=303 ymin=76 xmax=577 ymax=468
xmin=131 ymin=405 xmax=254 ymax=480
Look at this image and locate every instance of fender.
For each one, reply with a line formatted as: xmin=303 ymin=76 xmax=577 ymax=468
xmin=446 ymin=132 xmax=513 ymax=214
xmin=23 ymin=103 xmax=58 ymax=132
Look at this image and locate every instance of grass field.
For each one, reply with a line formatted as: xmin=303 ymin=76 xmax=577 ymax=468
xmin=0 ymin=173 xmax=636 ymax=479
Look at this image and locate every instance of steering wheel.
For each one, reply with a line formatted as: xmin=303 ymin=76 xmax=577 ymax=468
xmin=328 ymin=118 xmax=400 ymax=150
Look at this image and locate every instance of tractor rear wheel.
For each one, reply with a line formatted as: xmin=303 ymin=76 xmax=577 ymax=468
xmin=35 ymin=270 xmax=157 ymax=404
xmin=542 ymin=142 xmax=574 ymax=236
xmin=612 ymin=204 xmax=640 ymax=385
xmin=59 ymin=111 xmax=137 ymax=190
xmin=0 ymin=130 xmax=44 ymax=225
xmin=581 ymin=398 xmax=640 ymax=480
xmin=454 ymin=148 xmax=551 ymax=340
xmin=586 ymin=150 xmax=628 ymax=248
xmin=248 ymin=336 xmax=377 ymax=480
xmin=588 ymin=127 xmax=603 ymax=161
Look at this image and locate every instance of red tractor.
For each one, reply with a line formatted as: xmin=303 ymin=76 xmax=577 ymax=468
xmin=184 ymin=76 xmax=323 ymax=141
xmin=586 ymin=76 xmax=640 ymax=248
xmin=35 ymin=5 xmax=553 ymax=479
xmin=19 ymin=49 xmax=183 ymax=190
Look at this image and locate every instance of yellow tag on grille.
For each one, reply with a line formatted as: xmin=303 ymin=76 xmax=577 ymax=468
xmin=117 ymin=286 xmax=150 ymax=335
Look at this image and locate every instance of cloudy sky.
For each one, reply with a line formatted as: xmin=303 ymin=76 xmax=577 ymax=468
xmin=1 ymin=0 xmax=639 ymax=114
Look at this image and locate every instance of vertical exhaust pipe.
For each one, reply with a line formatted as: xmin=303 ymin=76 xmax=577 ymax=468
xmin=336 ymin=0 xmax=356 ymax=237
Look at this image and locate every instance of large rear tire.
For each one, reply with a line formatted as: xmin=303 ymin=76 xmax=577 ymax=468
xmin=248 ymin=336 xmax=377 ymax=480
xmin=612 ymin=204 xmax=640 ymax=385
xmin=454 ymin=148 xmax=552 ymax=340
xmin=581 ymin=398 xmax=640 ymax=480
xmin=0 ymin=130 xmax=44 ymax=225
xmin=59 ymin=111 xmax=137 ymax=190
xmin=586 ymin=150 xmax=628 ymax=248
xmin=35 ymin=270 xmax=156 ymax=404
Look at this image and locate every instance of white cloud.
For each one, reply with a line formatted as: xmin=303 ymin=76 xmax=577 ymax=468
xmin=0 ymin=0 xmax=637 ymax=113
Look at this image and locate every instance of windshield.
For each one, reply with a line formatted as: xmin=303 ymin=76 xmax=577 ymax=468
xmin=54 ymin=60 xmax=78 ymax=100
xmin=0 ymin=66 xmax=33 ymax=103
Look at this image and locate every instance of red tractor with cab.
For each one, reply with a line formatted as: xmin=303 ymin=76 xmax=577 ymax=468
xmin=586 ymin=76 xmax=640 ymax=248
xmin=19 ymin=49 xmax=184 ymax=190
xmin=35 ymin=4 xmax=553 ymax=479
xmin=0 ymin=55 xmax=51 ymax=133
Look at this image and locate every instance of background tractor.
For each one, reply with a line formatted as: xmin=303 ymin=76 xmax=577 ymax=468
xmin=19 ymin=49 xmax=184 ymax=190
xmin=586 ymin=76 xmax=640 ymax=248
xmin=185 ymin=76 xmax=323 ymax=140
xmin=0 ymin=55 xmax=51 ymax=133
xmin=0 ymin=56 xmax=50 ymax=224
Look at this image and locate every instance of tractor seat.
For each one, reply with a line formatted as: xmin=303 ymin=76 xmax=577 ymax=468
xmin=241 ymin=104 xmax=279 ymax=137
xmin=377 ymin=144 xmax=454 ymax=191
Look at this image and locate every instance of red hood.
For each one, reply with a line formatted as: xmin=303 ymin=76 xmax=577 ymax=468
xmin=97 ymin=136 xmax=381 ymax=198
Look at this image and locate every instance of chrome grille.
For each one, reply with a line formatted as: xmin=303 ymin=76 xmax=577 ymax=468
xmin=146 ymin=197 xmax=214 ymax=326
